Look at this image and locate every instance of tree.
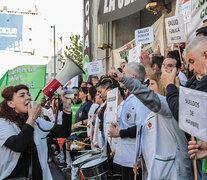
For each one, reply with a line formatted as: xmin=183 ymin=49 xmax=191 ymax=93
xmin=58 ymin=34 xmax=83 ymax=86
xmin=59 ymin=34 xmax=83 ymax=68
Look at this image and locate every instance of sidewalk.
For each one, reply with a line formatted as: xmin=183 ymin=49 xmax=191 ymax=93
xmin=52 ymin=156 xmax=71 ymax=180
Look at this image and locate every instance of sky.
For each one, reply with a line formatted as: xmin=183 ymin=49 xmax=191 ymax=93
xmin=0 ymin=0 xmax=83 ymax=78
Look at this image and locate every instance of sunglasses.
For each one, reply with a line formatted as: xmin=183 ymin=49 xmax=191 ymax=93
xmin=74 ymin=94 xmax=78 ymax=96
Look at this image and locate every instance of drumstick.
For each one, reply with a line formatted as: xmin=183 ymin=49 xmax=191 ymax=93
xmin=192 ymin=136 xmax=198 ymax=180
xmin=72 ymin=125 xmax=87 ymax=130
xmin=78 ymin=125 xmax=87 ymax=128
xmin=71 ymin=131 xmax=87 ymax=134
xmin=74 ymin=140 xmax=98 ymax=147
xmin=134 ymin=174 xmax=137 ymax=180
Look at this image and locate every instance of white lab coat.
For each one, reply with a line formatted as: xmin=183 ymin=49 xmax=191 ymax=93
xmin=115 ymin=94 xmax=150 ymax=168
xmin=0 ymin=117 xmax=54 ymax=180
xmin=87 ymin=103 xmax=99 ymax=137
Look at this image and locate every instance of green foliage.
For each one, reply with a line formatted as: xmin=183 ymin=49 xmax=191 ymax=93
xmin=63 ymin=34 xmax=83 ymax=68
xmin=58 ymin=34 xmax=83 ymax=86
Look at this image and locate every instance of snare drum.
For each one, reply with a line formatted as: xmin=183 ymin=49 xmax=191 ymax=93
xmin=80 ymin=156 xmax=109 ymax=179
xmin=72 ymin=151 xmax=101 ymax=168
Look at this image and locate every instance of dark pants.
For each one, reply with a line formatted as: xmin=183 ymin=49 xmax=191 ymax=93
xmin=122 ymin=166 xmax=142 ymax=180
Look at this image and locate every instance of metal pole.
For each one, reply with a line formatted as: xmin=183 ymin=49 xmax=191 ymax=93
xmin=51 ymin=25 xmax=56 ymax=77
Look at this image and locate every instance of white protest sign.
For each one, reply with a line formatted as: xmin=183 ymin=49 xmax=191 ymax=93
xmin=105 ymin=87 xmax=118 ymax=124
xmin=181 ymin=0 xmax=192 ymax=23
xmin=87 ymin=60 xmax=103 ymax=75
xmin=165 ymin=15 xmax=186 ymax=45
xmin=64 ymin=75 xmax=79 ymax=89
xmin=179 ymin=87 xmax=207 ymax=142
xmin=128 ymin=43 xmax=141 ymax=63
xmin=135 ymin=26 xmax=154 ymax=45
xmin=175 ymin=0 xmax=203 ymax=42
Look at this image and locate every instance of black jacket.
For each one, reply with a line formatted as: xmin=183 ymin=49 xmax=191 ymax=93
xmin=166 ymin=75 xmax=207 ymax=121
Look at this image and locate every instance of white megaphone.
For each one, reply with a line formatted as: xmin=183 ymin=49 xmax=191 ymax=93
xmin=43 ymin=57 xmax=85 ymax=98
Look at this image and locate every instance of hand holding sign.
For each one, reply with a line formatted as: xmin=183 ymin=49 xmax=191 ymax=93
xmin=188 ymin=140 xmax=207 ymax=160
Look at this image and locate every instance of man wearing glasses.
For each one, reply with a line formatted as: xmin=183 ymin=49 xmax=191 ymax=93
xmin=162 ymin=50 xmax=188 ymax=86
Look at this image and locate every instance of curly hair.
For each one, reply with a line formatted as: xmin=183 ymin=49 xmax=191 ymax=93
xmin=0 ymin=84 xmax=29 ymax=129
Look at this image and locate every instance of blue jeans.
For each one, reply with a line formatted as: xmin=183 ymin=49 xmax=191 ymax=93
xmin=195 ymin=159 xmax=207 ymax=180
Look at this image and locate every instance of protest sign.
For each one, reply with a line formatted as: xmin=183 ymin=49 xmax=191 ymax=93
xmin=135 ymin=26 xmax=154 ymax=45
xmin=181 ymin=0 xmax=192 ymax=23
xmin=111 ymin=15 xmax=165 ymax=69
xmin=165 ymin=15 xmax=186 ymax=45
xmin=179 ymin=87 xmax=207 ymax=142
xmin=65 ymin=75 xmax=78 ymax=89
xmin=175 ymin=0 xmax=203 ymax=41
xmin=128 ymin=43 xmax=141 ymax=63
xmin=105 ymin=87 xmax=118 ymax=124
xmin=0 ymin=65 xmax=46 ymax=103
xmin=87 ymin=60 xmax=103 ymax=75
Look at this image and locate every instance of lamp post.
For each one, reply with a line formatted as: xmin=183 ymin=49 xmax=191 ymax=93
xmin=51 ymin=25 xmax=56 ymax=77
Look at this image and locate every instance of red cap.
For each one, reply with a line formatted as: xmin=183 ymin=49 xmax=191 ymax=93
xmin=42 ymin=79 xmax=62 ymax=98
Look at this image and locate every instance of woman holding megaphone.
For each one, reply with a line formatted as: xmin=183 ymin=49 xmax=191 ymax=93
xmin=0 ymin=84 xmax=72 ymax=180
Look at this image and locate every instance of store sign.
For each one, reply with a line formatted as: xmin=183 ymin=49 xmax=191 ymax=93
xmin=0 ymin=14 xmax=23 ymax=51
xmin=98 ymin=0 xmax=148 ymax=23
xmin=83 ymin=0 xmax=91 ymax=82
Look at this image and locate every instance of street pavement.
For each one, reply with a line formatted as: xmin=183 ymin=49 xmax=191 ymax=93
xmin=49 ymin=161 xmax=67 ymax=180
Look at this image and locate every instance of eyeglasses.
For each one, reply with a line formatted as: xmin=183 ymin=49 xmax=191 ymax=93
xmin=74 ymin=94 xmax=78 ymax=96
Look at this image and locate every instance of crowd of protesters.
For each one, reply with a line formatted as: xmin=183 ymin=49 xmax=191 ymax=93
xmin=0 ymin=19 xmax=207 ymax=180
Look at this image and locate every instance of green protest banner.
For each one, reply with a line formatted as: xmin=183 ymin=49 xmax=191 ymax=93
xmin=0 ymin=71 xmax=8 ymax=101
xmin=0 ymin=65 xmax=46 ymax=103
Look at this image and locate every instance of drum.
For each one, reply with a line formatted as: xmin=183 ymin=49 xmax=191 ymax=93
xmin=67 ymin=140 xmax=85 ymax=151
xmin=72 ymin=151 xmax=101 ymax=168
xmin=80 ymin=156 xmax=109 ymax=179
